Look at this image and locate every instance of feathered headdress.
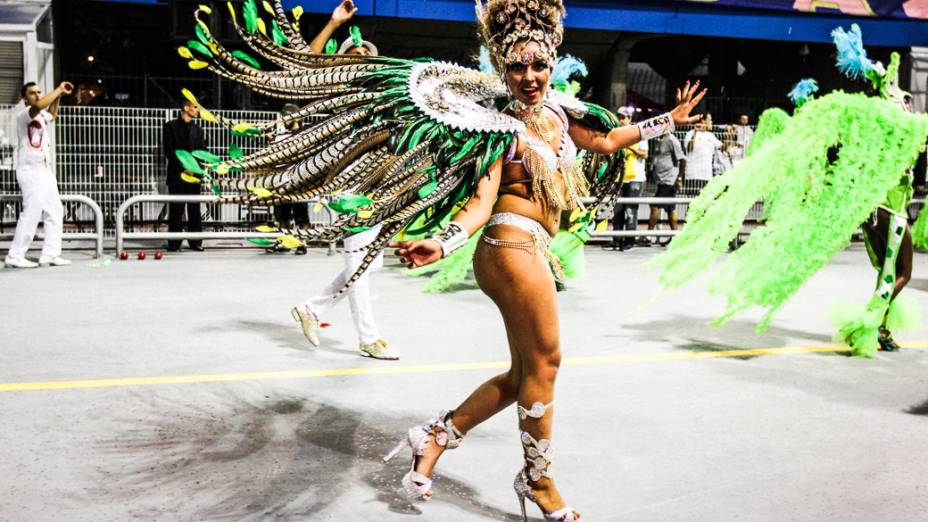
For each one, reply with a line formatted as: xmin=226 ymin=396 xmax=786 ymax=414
xmin=832 ymin=24 xmax=909 ymax=107
xmin=338 ymin=25 xmax=379 ymax=56
xmin=475 ymin=0 xmax=565 ymax=72
xmin=787 ymin=78 xmax=819 ymax=107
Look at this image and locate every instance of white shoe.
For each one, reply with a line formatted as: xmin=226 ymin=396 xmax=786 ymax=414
xmin=290 ymin=304 xmax=320 ymax=347
xmin=360 ymin=339 xmax=400 ymax=360
xmin=38 ymin=256 xmax=71 ymax=267
xmin=4 ymin=256 xmax=38 ymax=268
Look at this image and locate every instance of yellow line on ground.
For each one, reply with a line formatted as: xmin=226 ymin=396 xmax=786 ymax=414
xmin=2 ymin=342 xmax=927 ymax=394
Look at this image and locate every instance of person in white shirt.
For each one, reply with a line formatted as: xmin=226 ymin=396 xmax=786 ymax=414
xmin=4 ymin=81 xmax=73 ymax=269
xmin=735 ymin=114 xmax=754 ymax=155
xmin=683 ymin=113 xmax=721 ymax=193
xmin=289 ymin=0 xmax=399 ymax=361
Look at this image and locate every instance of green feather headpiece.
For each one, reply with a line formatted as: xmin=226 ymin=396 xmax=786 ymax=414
xmin=349 ymin=26 xmax=363 ymax=48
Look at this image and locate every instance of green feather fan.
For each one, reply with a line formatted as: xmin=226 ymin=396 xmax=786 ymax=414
xmin=651 ymin=92 xmax=928 ymax=331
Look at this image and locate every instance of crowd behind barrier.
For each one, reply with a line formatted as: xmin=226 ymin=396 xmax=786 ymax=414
xmin=0 ymin=104 xmax=760 ymax=239
xmin=3 ymin=105 xmax=921 ymax=251
xmin=0 ymin=104 xmax=335 ymax=243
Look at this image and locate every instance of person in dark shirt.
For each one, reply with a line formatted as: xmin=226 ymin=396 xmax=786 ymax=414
xmin=162 ymin=99 xmax=206 ymax=251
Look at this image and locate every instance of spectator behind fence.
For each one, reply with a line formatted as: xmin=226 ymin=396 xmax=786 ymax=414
xmin=268 ymin=103 xmax=309 ymax=255
xmin=162 ymin=98 xmax=206 ymax=252
xmin=713 ymin=125 xmax=737 ymax=176
xmin=4 ymin=81 xmax=74 ymax=269
xmin=641 ymin=130 xmax=686 ymax=246
xmin=683 ymin=113 xmax=720 ymax=194
xmin=735 ymin=114 xmax=754 ymax=157
xmin=608 ymin=107 xmax=647 ymax=251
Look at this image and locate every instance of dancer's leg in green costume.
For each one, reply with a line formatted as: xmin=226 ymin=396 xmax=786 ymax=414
xmin=835 ymin=207 xmax=917 ymax=357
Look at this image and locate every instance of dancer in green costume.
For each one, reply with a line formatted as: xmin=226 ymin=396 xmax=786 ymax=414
xmin=652 ymin=24 xmax=927 ymax=357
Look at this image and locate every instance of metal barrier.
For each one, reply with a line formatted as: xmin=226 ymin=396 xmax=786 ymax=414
xmin=115 ymin=195 xmax=337 ymax=255
xmin=591 ymin=197 xmax=927 ymax=238
xmin=590 ymin=197 xmax=696 ymax=238
xmin=0 ymin=194 xmax=104 ymax=257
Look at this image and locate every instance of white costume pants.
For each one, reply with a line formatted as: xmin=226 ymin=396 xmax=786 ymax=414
xmin=305 ymin=226 xmax=384 ymax=345
xmin=8 ymin=167 xmax=63 ymax=260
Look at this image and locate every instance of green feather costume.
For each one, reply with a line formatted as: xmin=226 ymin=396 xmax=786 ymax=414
xmin=174 ymin=1 xmax=623 ymax=295
xmin=652 ymin=35 xmax=928 ymax=357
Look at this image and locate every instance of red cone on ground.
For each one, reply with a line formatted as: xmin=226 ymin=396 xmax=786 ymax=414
xmin=137 ymin=251 xmax=146 ymax=260
xmin=154 ymin=251 xmax=163 ymax=260
xmin=119 ymin=251 xmax=129 ymax=260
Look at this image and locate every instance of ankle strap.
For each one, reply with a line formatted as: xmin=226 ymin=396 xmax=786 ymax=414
xmin=425 ymin=410 xmax=466 ymax=450
xmin=441 ymin=410 xmax=465 ymax=450
xmin=517 ymin=401 xmax=552 ymax=420
xmin=520 ymin=430 xmax=554 ymax=482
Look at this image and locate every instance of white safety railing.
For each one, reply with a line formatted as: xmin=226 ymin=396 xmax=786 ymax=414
xmin=593 ymin=197 xmax=927 ymax=239
xmin=1 ymin=105 xmax=282 ymax=238
xmin=0 ymin=194 xmax=104 ymax=257
xmin=54 ymin=105 xmax=278 ymax=235
xmin=591 ymin=197 xmax=696 ymax=238
xmin=115 ymin=195 xmax=337 ymax=255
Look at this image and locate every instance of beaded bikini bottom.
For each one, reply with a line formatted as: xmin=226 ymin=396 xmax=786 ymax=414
xmin=482 ymin=212 xmax=565 ymax=282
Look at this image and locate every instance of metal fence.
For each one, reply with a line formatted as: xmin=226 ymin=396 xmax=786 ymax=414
xmin=0 ymin=104 xmax=759 ymax=242
xmin=62 ymin=74 xmax=265 ymax=111
xmin=0 ymin=103 xmax=313 ymax=240
xmin=624 ymin=123 xmax=762 ymax=221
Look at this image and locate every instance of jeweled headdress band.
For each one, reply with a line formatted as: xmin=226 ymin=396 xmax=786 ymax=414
xmin=475 ymin=0 xmax=565 ymax=72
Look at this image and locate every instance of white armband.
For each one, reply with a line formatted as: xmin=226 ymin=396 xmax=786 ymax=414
xmin=432 ymin=222 xmax=469 ymax=258
xmin=637 ymin=113 xmax=675 ymax=141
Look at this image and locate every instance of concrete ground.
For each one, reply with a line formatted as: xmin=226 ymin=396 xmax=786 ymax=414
xmin=1 ymin=243 xmax=927 ymax=522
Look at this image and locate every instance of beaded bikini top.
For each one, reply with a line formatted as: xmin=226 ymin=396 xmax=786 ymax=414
xmin=505 ymin=101 xmax=587 ymax=210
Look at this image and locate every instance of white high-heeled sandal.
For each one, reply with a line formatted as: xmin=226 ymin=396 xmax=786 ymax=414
xmin=383 ymin=410 xmax=465 ymax=501
xmin=513 ymin=401 xmax=578 ymax=522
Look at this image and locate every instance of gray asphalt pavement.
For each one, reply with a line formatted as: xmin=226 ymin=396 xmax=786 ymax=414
xmin=1 ymin=244 xmax=927 ymax=521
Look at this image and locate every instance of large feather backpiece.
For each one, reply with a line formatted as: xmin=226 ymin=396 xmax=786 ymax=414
xmin=176 ymin=1 xmax=621 ymax=292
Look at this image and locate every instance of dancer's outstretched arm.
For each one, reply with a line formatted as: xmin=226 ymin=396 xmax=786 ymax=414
xmin=308 ymin=0 xmax=357 ymax=53
xmin=570 ymin=81 xmax=707 ymax=155
xmin=390 ymin=157 xmax=503 ymax=269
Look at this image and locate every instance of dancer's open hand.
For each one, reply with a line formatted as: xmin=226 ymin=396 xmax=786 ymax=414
xmin=670 ymin=80 xmax=707 ymax=126
xmin=389 ymin=240 xmax=442 ymax=269
xmin=331 ymin=0 xmax=357 ymax=25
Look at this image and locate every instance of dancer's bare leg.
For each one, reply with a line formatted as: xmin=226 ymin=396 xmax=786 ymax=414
xmin=412 ymin=227 xmax=573 ymax=516
xmin=413 ymin=324 xmax=522 ymax=477
xmin=895 ymin=230 xmax=913 ymax=297
xmin=475 ymin=227 xmax=574 ymax=515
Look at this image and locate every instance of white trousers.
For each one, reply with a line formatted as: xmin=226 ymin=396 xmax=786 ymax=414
xmin=8 ymin=166 xmax=63 ymax=260
xmin=306 ymin=226 xmax=384 ymax=345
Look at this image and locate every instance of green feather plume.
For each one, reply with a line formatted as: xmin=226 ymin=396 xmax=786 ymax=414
xmin=231 ymin=50 xmax=260 ymax=69
xmin=175 ymin=150 xmax=204 ymax=174
xmin=349 ymin=26 xmax=363 ymax=48
xmin=651 ymin=92 xmax=928 ymax=331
